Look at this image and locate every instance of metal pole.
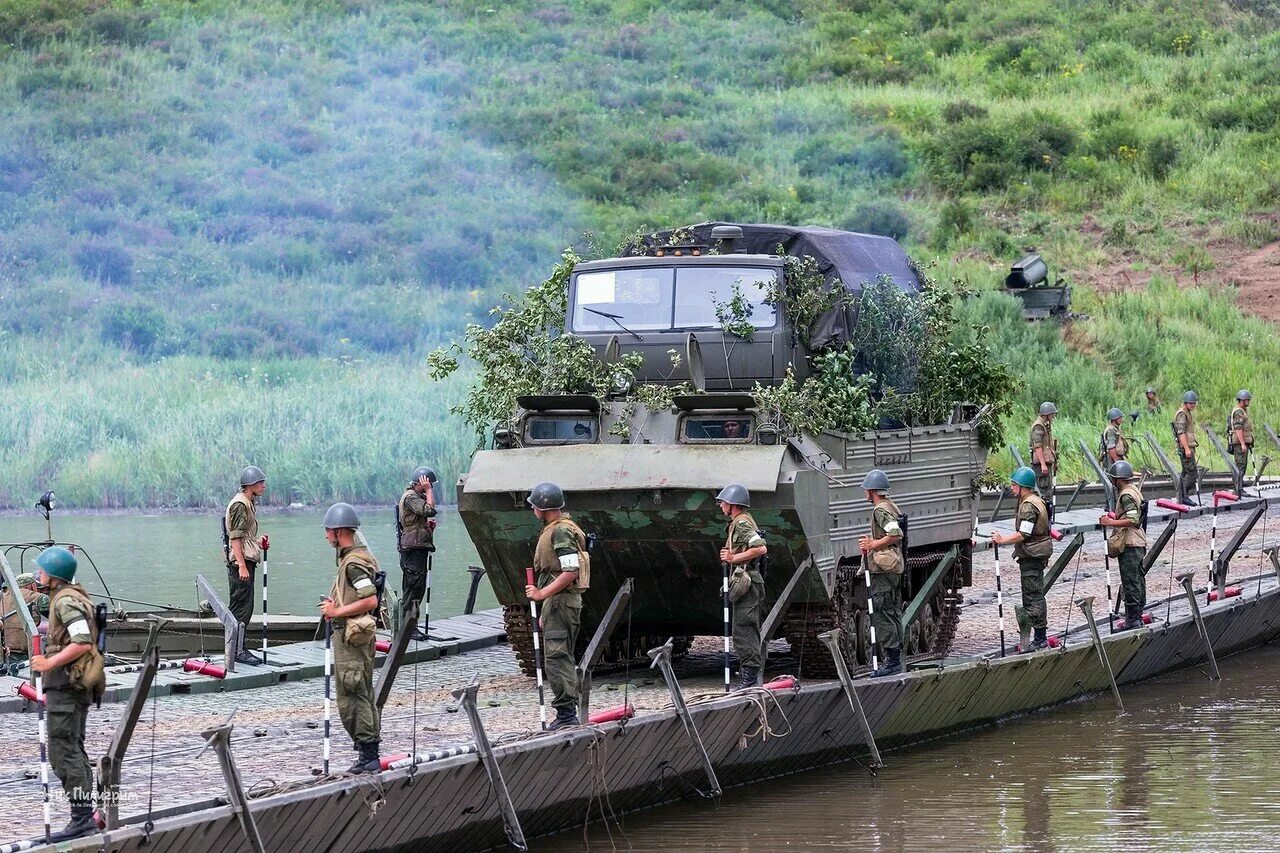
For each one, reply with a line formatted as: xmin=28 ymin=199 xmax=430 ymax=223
xmin=1177 ymin=572 xmax=1220 ymax=680
xmin=464 ymin=565 xmax=486 ymax=615
xmin=648 ymin=640 xmax=721 ymax=798
xmin=526 ymin=568 xmax=547 ymax=730
xmin=422 ymin=551 xmax=433 ymax=641
xmin=260 ymin=539 xmax=269 ymax=664
xmin=199 ymin=720 xmax=266 ymax=853
xmin=862 ymin=550 xmax=878 ymax=670
xmin=576 ymin=579 xmax=633 ymax=724
xmin=35 ymin=635 xmax=50 ymax=844
xmin=722 ymin=561 xmax=731 ymax=693
xmin=374 ymin=599 xmax=419 ymax=711
xmin=817 ymin=629 xmax=882 ymax=770
xmin=322 ymin=617 xmax=332 ymax=775
xmin=452 ymin=675 xmax=528 ymax=851
xmin=1208 ymin=494 xmax=1220 ymax=605
xmin=1076 ymin=596 xmax=1123 ymax=711
xmin=994 ymin=543 xmax=1006 ymax=657
xmin=99 ymin=645 xmax=161 ymax=829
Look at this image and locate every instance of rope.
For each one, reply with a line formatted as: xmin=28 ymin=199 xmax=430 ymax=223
xmin=1061 ymin=542 xmax=1085 ymax=640
xmin=581 ymin=727 xmax=628 ymax=852
xmin=144 ymin=683 xmax=157 ymax=839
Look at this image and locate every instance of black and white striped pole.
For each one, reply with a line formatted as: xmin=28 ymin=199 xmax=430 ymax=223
xmin=526 ymin=568 xmax=548 ymax=730
xmin=422 ymin=552 xmax=433 ymax=642
xmin=861 ymin=549 xmax=878 ymax=671
xmin=722 ymin=561 xmax=731 ymax=693
xmin=994 ymin=542 xmax=1007 ymax=657
xmin=35 ymin=635 xmax=50 ymax=844
xmin=260 ymin=536 xmax=269 ymax=664
xmin=322 ymin=617 xmax=332 ymax=775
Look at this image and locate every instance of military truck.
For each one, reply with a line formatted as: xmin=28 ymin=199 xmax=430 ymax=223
xmin=457 ymin=223 xmax=986 ymax=675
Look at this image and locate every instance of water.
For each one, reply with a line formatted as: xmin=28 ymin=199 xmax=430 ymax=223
xmin=0 ymin=507 xmax=493 ymax=618
xmin=550 ymin=645 xmax=1280 ymax=851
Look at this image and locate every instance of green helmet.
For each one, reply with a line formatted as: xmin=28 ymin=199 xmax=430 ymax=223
xmin=860 ymin=469 xmax=890 ymax=492
xmin=1039 ymin=402 xmax=1058 ymax=416
xmin=322 ymin=502 xmax=361 ymax=530
xmin=527 ymin=482 xmax=566 ymax=510
xmin=1237 ymin=389 xmax=1252 ymax=401
xmin=715 ymin=483 xmax=751 ymax=507
xmin=14 ymin=573 xmax=37 ymax=587
xmin=1010 ymin=467 xmax=1037 ymax=490
xmin=1107 ymin=460 xmax=1135 ymax=480
xmin=240 ymin=466 xmax=266 ymax=487
xmin=1146 ymin=387 xmax=1156 ymax=395
xmin=36 ymin=546 xmax=77 ymax=583
xmin=1106 ymin=407 xmax=1123 ymax=422
xmin=1183 ymin=391 xmax=1198 ymax=404
xmin=411 ymin=466 xmax=438 ymax=484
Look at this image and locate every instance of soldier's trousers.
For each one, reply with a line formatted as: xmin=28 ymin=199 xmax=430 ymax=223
xmin=46 ymin=688 xmax=93 ymax=805
xmin=541 ymin=592 xmax=581 ymax=710
xmin=1118 ymin=547 xmax=1147 ymax=616
xmin=399 ymin=548 xmax=431 ymax=615
xmin=732 ymin=575 xmax=765 ymax=670
xmin=1034 ymin=464 xmax=1054 ymax=500
xmin=1180 ymin=451 xmax=1198 ymax=496
xmin=226 ymin=559 xmax=257 ymax=631
xmin=1017 ymin=556 xmax=1048 ymax=630
xmin=333 ymin=628 xmax=380 ymax=744
xmin=1233 ymin=450 xmax=1250 ymax=491
xmin=870 ymin=571 xmax=903 ymax=651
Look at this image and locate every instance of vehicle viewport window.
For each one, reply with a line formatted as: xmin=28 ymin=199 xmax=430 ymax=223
xmin=572 ymin=268 xmax=675 ymax=332
xmin=674 ymin=267 xmax=777 ymax=330
xmin=683 ymin=417 xmax=754 ymax=442
xmin=527 ymin=418 xmax=598 ymax=443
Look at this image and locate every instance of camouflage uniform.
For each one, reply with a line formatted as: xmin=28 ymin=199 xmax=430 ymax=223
xmin=1114 ymin=483 xmax=1148 ymax=622
xmin=397 ymin=487 xmax=437 ymax=610
xmin=1099 ymin=423 xmax=1127 ymax=463
xmin=1173 ymin=408 xmax=1198 ymax=495
xmin=534 ymin=516 xmax=589 ymax=711
xmin=1229 ymin=405 xmax=1253 ymax=487
xmin=224 ymin=491 xmax=262 ymax=633
xmin=43 ymin=584 xmax=99 ymax=809
xmin=330 ymin=545 xmax=381 ymax=744
xmin=2 ymin=580 xmax=48 ymax=664
xmin=867 ymin=499 xmax=904 ymax=652
xmin=1013 ymin=493 xmax=1052 ymax=632
xmin=725 ymin=512 xmax=767 ymax=670
xmin=1029 ymin=416 xmax=1057 ymax=497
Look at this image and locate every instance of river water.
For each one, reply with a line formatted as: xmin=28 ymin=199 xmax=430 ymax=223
xmin=0 ymin=507 xmax=492 ymax=618
xmin=548 ymin=643 xmax=1280 ymax=852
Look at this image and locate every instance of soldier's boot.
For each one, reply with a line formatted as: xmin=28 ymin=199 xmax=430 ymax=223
xmin=871 ymin=648 xmax=902 ymax=678
xmin=1124 ymin=607 xmax=1144 ymax=630
xmin=1028 ymin=628 xmax=1048 ymax=651
xmin=731 ymin=666 xmax=761 ymax=692
xmin=347 ymin=740 xmax=381 ymax=774
xmin=548 ymin=706 xmax=580 ymax=731
xmin=49 ymin=804 xmax=97 ymax=841
xmin=234 ymin=632 xmax=262 ymax=666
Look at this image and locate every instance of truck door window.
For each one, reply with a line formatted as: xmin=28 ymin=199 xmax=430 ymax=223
xmin=572 ymin=268 xmax=674 ymax=332
xmin=674 ymin=267 xmax=777 ymax=330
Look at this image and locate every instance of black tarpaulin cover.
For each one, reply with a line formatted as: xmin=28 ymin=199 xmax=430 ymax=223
xmin=631 ymin=222 xmax=922 ymax=348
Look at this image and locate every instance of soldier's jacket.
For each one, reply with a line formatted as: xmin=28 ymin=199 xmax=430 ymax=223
xmin=397 ymin=488 xmax=437 ymax=551
xmin=1029 ymin=417 xmax=1057 ymax=469
xmin=329 ymin=545 xmax=379 ymax=635
xmin=224 ymin=492 xmax=262 ymax=564
xmin=1115 ymin=483 xmax=1148 ymax=549
xmin=724 ymin=511 xmax=767 ymax=576
xmin=535 ymin=516 xmax=591 ymax=594
xmin=1 ymin=586 xmax=47 ymax=654
xmin=1229 ymin=406 xmax=1254 ymax=450
xmin=867 ymin=498 xmax=904 ymax=574
xmin=1013 ymin=494 xmax=1053 ymax=559
xmin=1173 ymin=408 xmax=1198 ymax=450
xmin=44 ymin=583 xmax=104 ymax=697
xmin=1099 ymin=424 xmax=1127 ymax=462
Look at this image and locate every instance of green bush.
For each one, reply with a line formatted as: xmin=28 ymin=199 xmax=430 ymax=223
xmin=100 ymin=302 xmax=167 ymax=354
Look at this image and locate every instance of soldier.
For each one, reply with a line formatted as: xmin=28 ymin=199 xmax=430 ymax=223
xmin=1099 ymin=407 xmax=1128 ymax=465
xmin=856 ymin=469 xmax=905 ymax=678
xmin=29 ymin=547 xmax=103 ymax=841
xmin=318 ymin=503 xmax=383 ymax=774
xmin=715 ymin=484 xmax=767 ymax=690
xmin=2 ymin=572 xmax=48 ymax=675
xmin=1173 ymin=391 xmax=1199 ymax=504
xmin=524 ymin=482 xmax=591 ymax=726
xmin=397 ymin=466 xmax=438 ymax=641
xmin=1229 ymin=390 xmax=1254 ymax=495
xmin=1029 ymin=402 xmax=1058 ymax=503
xmin=988 ymin=467 xmax=1053 ymax=651
xmin=1145 ymin=387 xmax=1160 ymax=415
xmin=224 ymin=466 xmax=266 ymax=665
xmin=1100 ymin=461 xmax=1147 ymax=629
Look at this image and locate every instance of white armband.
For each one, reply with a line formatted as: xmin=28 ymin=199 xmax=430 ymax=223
xmin=353 ymin=578 xmax=374 ymax=591
xmin=1018 ymin=521 xmax=1035 ymax=535
xmin=882 ymin=521 xmax=901 ymax=535
xmin=559 ymin=553 xmax=580 ymax=569
xmin=748 ymin=534 xmax=765 ymax=548
xmin=68 ymin=620 xmax=91 ymax=638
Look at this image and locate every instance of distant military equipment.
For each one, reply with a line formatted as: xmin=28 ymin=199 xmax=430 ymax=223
xmin=1002 ymin=253 xmax=1071 ymax=321
xmin=458 ymin=223 xmax=987 ymax=676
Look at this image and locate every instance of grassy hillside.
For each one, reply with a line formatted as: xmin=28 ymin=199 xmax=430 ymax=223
xmin=1 ymin=0 xmax=1279 ymax=506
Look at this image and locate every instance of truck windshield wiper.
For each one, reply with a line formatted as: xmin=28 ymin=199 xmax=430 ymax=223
xmin=582 ymin=307 xmax=644 ymax=341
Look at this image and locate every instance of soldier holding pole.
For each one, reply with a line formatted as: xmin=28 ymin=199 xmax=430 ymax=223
xmin=988 ymin=467 xmax=1053 ymax=652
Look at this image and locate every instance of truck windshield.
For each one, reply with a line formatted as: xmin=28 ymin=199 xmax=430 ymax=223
xmin=571 ymin=266 xmax=777 ymax=333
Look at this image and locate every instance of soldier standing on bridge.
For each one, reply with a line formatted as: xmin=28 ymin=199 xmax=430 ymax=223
xmin=716 ymin=484 xmax=767 ymax=691
xmin=857 ymin=469 xmax=904 ymax=678
xmin=1100 ymin=461 xmax=1147 ymax=629
xmin=1100 ymin=407 xmax=1128 ymax=465
xmin=1229 ymin=390 xmax=1254 ymax=495
xmin=988 ymin=467 xmax=1053 ymax=652
xmin=224 ymin=466 xmax=266 ymax=666
xmin=397 ymin=466 xmax=438 ymax=641
xmin=524 ymin=482 xmax=591 ymax=728
xmin=319 ymin=503 xmax=383 ymax=774
xmin=30 ymin=547 xmax=104 ymax=841
xmin=2 ymin=572 xmax=47 ymax=676
xmin=1029 ymin=402 xmax=1058 ymax=500
xmin=1174 ymin=391 xmax=1199 ymax=504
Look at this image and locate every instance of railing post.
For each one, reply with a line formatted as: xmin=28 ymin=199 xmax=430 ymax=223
xmin=817 ymin=629 xmax=882 ymax=770
xmin=648 ymin=640 xmax=721 ymax=798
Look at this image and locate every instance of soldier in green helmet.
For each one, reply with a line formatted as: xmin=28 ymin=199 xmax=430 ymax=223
xmin=318 ymin=503 xmax=383 ymax=774
xmin=1029 ymin=402 xmax=1059 ymax=500
xmin=2 ymin=571 xmax=48 ymax=675
xmin=1099 ymin=407 xmax=1128 ymax=465
xmin=29 ymin=546 xmax=104 ymax=841
xmin=857 ymin=469 xmax=905 ymax=678
xmin=523 ymin=482 xmax=591 ymax=728
xmin=989 ymin=467 xmax=1053 ymax=651
xmin=1173 ymin=392 xmax=1199 ymax=504
xmin=223 ymin=465 xmax=267 ymax=665
xmin=716 ymin=483 xmax=768 ymax=690
xmin=1228 ymin=390 xmax=1254 ymax=495
xmin=397 ymin=466 xmax=438 ymax=641
xmin=1144 ymin=387 xmax=1160 ymax=416
xmin=1100 ymin=461 xmax=1147 ymax=629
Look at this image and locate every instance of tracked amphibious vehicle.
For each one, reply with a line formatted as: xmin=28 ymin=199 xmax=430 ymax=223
xmin=457 ymin=223 xmax=986 ymax=675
